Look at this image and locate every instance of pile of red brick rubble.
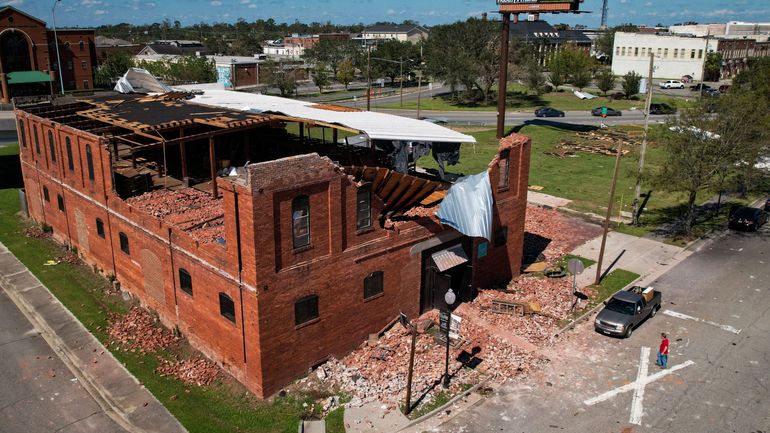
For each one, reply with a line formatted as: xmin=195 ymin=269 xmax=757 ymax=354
xmin=524 ymin=205 xmax=601 ymax=263
xmin=107 ymin=307 xmax=178 ymax=353
xmin=155 ymin=357 xmax=219 ymax=386
xmin=127 ymin=188 xmax=225 ymax=244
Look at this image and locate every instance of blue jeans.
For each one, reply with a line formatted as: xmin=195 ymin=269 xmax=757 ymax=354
xmin=657 ymin=352 xmax=667 ymax=368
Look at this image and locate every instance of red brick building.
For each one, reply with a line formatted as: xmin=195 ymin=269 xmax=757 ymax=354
xmin=14 ymin=92 xmax=530 ymax=398
xmin=0 ymin=6 xmax=96 ymax=102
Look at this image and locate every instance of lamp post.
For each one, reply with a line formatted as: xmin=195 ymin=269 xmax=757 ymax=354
xmin=51 ymin=0 xmax=64 ymax=95
xmin=443 ymin=288 xmax=456 ymax=389
xmin=370 ymin=57 xmax=412 ymax=108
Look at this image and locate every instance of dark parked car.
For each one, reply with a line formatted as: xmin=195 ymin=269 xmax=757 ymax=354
xmin=535 ymin=107 xmax=565 ymax=118
xmin=690 ymin=83 xmax=713 ymax=91
xmin=591 ymin=106 xmax=622 ymax=117
xmin=719 ymin=84 xmax=731 ymax=93
xmin=704 ymin=88 xmax=721 ymax=97
xmin=764 ymin=198 xmax=770 ymax=212
xmin=649 ymin=103 xmax=676 ymax=115
xmin=728 ymin=206 xmax=768 ymax=231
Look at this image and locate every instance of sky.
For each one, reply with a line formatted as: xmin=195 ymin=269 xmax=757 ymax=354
xmin=7 ymin=0 xmax=770 ymax=29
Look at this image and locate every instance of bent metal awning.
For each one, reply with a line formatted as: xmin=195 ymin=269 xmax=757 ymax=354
xmin=7 ymin=71 xmax=53 ymax=85
xmin=432 ymin=244 xmax=469 ymax=272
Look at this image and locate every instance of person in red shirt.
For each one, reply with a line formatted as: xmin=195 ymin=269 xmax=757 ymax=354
xmin=656 ymin=332 xmax=669 ymax=368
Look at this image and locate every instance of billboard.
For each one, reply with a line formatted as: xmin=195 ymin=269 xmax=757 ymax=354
xmin=497 ymin=0 xmax=580 ymax=12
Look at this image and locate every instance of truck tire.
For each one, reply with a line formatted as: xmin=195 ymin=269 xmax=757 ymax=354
xmin=650 ymin=305 xmax=660 ymax=317
xmin=625 ymin=325 xmax=633 ymax=338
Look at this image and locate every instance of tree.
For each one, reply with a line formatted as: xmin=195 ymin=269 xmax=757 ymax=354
xmin=621 ymin=71 xmax=642 ymax=99
xmin=370 ymin=39 xmax=418 ymax=85
xmin=303 ymin=38 xmax=361 ymax=76
xmin=572 ymin=69 xmax=592 ymax=91
xmin=733 ymin=57 xmax=770 ymax=99
xmin=311 ymin=63 xmax=330 ymax=93
xmin=595 ymin=68 xmax=616 ymax=96
xmin=704 ymin=52 xmax=722 ymax=82
xmin=547 ymin=45 xmax=593 ymax=90
xmin=336 ymin=59 xmax=355 ymax=89
xmin=95 ymin=50 xmax=134 ymax=86
xmin=262 ymin=61 xmax=297 ymax=96
xmin=594 ymin=24 xmax=639 ymax=63
xmin=424 ymin=18 xmax=499 ymax=105
xmin=654 ymin=90 xmax=770 ymax=233
xmin=523 ymin=60 xmax=547 ymax=95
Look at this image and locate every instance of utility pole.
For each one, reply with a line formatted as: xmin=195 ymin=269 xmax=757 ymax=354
xmin=51 ymin=0 xmax=64 ymax=95
xmin=632 ymin=53 xmax=655 ymax=225
xmin=416 ymin=46 xmax=423 ymax=119
xmin=594 ymin=141 xmax=624 ymax=286
xmin=399 ymin=56 xmax=404 ymax=108
xmin=600 ymin=0 xmax=609 ymax=29
xmin=366 ymin=44 xmax=372 ymax=111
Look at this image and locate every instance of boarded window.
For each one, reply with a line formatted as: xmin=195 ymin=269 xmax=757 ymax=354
xmin=57 ymin=194 xmax=64 ymax=211
xmin=19 ymin=120 xmax=26 ymax=147
xmin=219 ymin=293 xmax=235 ymax=322
xmin=34 ymin=124 xmax=40 ymax=155
xmin=179 ymin=268 xmax=193 ymax=296
xmin=498 ymin=150 xmax=510 ymax=190
xmin=295 ymin=295 xmax=319 ymax=326
xmin=119 ymin=232 xmax=130 ymax=255
xmin=85 ymin=144 xmax=95 ymax=181
xmin=292 ymin=195 xmax=310 ymax=249
xmin=43 ymin=186 xmax=50 ymax=202
xmin=356 ymin=187 xmax=372 ymax=230
xmin=65 ymin=137 xmax=74 ymax=171
xmin=364 ymin=271 xmax=384 ymax=300
xmin=96 ymin=218 xmax=105 ymax=238
xmin=494 ymin=226 xmax=508 ymax=247
xmin=48 ymin=131 xmax=56 ymax=163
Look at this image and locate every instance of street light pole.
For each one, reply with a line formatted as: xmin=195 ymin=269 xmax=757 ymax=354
xmin=443 ymin=288 xmax=456 ymax=389
xmin=399 ymin=56 xmax=403 ymax=108
xmin=51 ymin=0 xmax=64 ymax=95
xmin=366 ymin=44 xmax=372 ymax=111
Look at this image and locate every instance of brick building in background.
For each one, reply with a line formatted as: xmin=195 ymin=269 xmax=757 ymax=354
xmin=14 ymin=88 xmax=530 ymax=398
xmin=0 ymin=6 xmax=96 ymax=102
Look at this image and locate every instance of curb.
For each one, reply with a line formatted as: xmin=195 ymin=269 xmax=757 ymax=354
xmin=0 ymin=243 xmax=187 ymax=433
xmin=397 ymin=379 xmax=488 ymax=431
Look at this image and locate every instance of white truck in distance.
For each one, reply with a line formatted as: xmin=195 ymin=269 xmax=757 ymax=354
xmin=659 ymin=80 xmax=685 ymax=89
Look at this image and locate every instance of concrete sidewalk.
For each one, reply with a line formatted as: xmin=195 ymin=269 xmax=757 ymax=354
xmin=571 ymin=231 xmax=689 ymax=288
xmin=0 ymin=241 xmax=187 ymax=433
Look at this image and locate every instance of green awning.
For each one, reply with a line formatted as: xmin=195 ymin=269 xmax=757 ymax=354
xmin=7 ymin=71 xmax=52 ymax=85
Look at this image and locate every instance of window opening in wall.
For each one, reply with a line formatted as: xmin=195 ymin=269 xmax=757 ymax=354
xmin=48 ymin=131 xmax=56 ymax=163
xmin=498 ymin=149 xmax=510 ymax=190
xmin=19 ymin=120 xmax=26 ymax=147
xmin=119 ymin=232 xmax=129 ymax=255
xmin=364 ymin=271 xmax=384 ymax=300
xmin=33 ymin=124 xmax=40 ymax=155
xmin=43 ymin=186 xmax=49 ymax=202
xmin=219 ymin=293 xmax=235 ymax=322
xmin=83 ymin=80 xmax=89 ymax=89
xmin=634 ymin=47 xmax=639 ymax=56
xmin=79 ymin=41 xmax=84 ymax=51
xmin=295 ymin=295 xmax=319 ymax=326
xmin=494 ymin=226 xmax=508 ymax=247
xmin=356 ymin=186 xmax=372 ymax=230
xmin=81 ymin=60 xmax=86 ymax=70
xmin=698 ymin=49 xmax=703 ymax=59
xmin=57 ymin=194 xmax=64 ymax=211
xmin=664 ymin=48 xmax=668 ymax=58
xmin=65 ymin=137 xmax=74 ymax=171
xmin=85 ymin=144 xmax=95 ymax=181
xmin=96 ymin=218 xmax=105 ymax=238
xmin=179 ymin=268 xmax=193 ymax=296
xmin=691 ymin=49 xmax=695 ymax=59
xmin=292 ymin=195 xmax=310 ymax=249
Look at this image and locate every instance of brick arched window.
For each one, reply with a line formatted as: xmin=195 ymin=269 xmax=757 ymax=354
xmin=33 ymin=124 xmax=40 ymax=156
xmin=179 ymin=268 xmax=193 ymax=296
xmin=65 ymin=137 xmax=74 ymax=171
xmin=85 ymin=144 xmax=95 ymax=181
xmin=19 ymin=120 xmax=26 ymax=147
xmin=47 ymin=130 xmax=56 ymax=163
xmin=292 ymin=195 xmax=310 ymax=249
xmin=219 ymin=293 xmax=235 ymax=323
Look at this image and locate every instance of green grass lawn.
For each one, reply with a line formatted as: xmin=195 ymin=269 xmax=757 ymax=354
xmin=560 ymin=268 xmax=641 ymax=326
xmin=0 ymin=142 xmax=336 ymax=433
xmin=380 ymin=87 xmax=685 ymax=113
xmin=419 ymin=124 xmax=687 ymax=220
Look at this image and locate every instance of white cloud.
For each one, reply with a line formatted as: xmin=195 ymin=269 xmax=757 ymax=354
xmin=0 ymin=0 xmax=25 ymax=6
xmin=210 ymin=0 xmax=222 ymax=5
xmin=94 ymin=9 xmax=107 ymax=15
xmin=248 ymin=3 xmax=256 ymax=8
xmin=386 ymin=8 xmax=395 ymax=15
xmin=240 ymin=0 xmax=251 ymax=3
xmin=80 ymin=0 xmax=102 ymax=6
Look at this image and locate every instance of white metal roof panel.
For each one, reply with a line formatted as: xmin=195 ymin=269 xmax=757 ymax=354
xmin=190 ymin=90 xmax=476 ymax=144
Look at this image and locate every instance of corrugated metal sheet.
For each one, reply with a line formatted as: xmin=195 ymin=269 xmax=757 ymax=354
xmin=432 ymin=244 xmax=469 ymax=272
xmin=190 ymin=90 xmax=476 ymax=144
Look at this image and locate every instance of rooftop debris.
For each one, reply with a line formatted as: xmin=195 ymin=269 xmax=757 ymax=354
xmin=127 ymin=188 xmax=225 ymax=243
xmin=155 ymin=357 xmax=219 ymax=386
xmin=107 ymin=307 xmax=178 ymax=353
xmin=547 ymin=129 xmax=639 ymax=158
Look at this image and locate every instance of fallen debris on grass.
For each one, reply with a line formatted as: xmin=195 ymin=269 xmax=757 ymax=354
xmin=107 ymin=307 xmax=178 ymax=353
xmin=156 ymin=357 xmax=219 ymax=386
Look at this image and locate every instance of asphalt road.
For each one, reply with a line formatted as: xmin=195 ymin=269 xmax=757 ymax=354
xmin=372 ymin=108 xmax=658 ymax=126
xmin=440 ymin=226 xmax=770 ymax=432
xmin=0 ymin=287 xmax=127 ymax=433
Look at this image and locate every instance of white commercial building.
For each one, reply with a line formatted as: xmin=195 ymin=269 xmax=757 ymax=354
xmin=611 ymin=32 xmax=717 ymax=80
xmin=669 ymin=21 xmax=770 ymax=38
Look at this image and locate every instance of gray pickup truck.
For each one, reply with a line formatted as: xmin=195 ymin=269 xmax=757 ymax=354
xmin=594 ymin=286 xmax=662 ymax=338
